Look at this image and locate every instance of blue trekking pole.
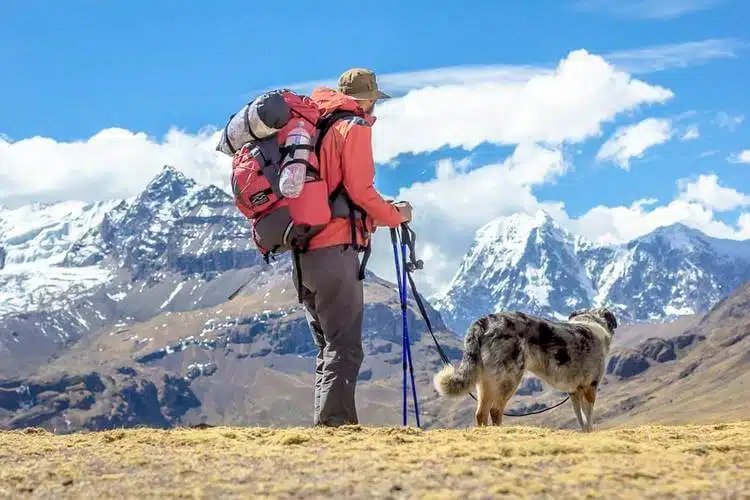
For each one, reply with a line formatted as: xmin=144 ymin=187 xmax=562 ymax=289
xmin=400 ymin=225 xmax=420 ymax=428
xmin=390 ymin=226 xmax=420 ymax=428
xmin=390 ymin=228 xmax=407 ymax=426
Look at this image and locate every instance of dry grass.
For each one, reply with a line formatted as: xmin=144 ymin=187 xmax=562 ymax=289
xmin=1 ymin=422 xmax=749 ymax=499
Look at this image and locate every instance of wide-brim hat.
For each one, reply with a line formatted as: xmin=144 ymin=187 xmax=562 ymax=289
xmin=338 ymin=68 xmax=391 ymax=100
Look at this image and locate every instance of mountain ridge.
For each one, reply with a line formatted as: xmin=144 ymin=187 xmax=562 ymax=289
xmin=436 ymin=209 xmax=750 ymax=334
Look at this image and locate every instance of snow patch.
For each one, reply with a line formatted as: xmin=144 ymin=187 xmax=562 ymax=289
xmin=160 ymin=282 xmax=185 ymax=309
xmin=664 ymin=304 xmax=696 ymax=316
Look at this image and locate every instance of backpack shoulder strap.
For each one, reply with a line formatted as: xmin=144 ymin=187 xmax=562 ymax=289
xmin=314 ymin=110 xmax=363 ymax=157
xmin=313 ymin=108 xmax=373 ymax=278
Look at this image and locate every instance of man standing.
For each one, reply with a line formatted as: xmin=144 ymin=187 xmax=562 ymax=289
xmin=293 ymin=68 xmax=412 ymax=426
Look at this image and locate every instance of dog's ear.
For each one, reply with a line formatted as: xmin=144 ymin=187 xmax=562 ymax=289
xmin=603 ymin=309 xmax=618 ymax=331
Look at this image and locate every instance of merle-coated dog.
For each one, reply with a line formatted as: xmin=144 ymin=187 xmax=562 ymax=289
xmin=433 ymin=307 xmax=618 ymax=432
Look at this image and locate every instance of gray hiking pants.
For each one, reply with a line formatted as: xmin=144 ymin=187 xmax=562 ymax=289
xmin=292 ymin=244 xmax=364 ymax=426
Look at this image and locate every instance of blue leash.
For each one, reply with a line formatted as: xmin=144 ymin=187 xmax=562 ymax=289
xmin=391 ymin=226 xmax=420 ymax=428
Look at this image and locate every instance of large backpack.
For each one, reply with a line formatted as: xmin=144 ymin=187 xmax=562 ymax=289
xmin=216 ymin=89 xmax=369 ymax=288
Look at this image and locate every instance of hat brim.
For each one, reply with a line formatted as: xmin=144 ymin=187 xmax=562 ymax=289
xmin=347 ymin=89 xmax=391 ymax=101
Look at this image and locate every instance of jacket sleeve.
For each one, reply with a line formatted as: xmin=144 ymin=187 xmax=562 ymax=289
xmin=340 ymin=122 xmax=404 ymax=228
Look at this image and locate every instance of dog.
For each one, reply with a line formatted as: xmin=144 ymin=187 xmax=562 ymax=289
xmin=433 ymin=307 xmax=617 ymax=432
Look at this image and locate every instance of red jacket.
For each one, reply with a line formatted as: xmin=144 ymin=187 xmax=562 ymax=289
xmin=307 ymin=88 xmax=404 ymax=250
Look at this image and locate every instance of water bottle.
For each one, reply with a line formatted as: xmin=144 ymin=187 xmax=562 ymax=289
xmin=279 ymin=121 xmax=310 ymax=198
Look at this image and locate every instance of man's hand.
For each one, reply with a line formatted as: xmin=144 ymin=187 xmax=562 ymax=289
xmin=393 ymin=201 xmax=413 ymax=223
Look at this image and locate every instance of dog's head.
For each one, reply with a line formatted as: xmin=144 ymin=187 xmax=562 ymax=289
xmin=568 ymin=307 xmax=618 ymax=333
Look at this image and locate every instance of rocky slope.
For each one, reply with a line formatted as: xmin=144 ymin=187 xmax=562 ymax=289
xmin=437 ymin=210 xmax=750 ymax=335
xmin=0 ymin=272 xmax=469 ymax=431
xmin=5 ymin=276 xmax=747 ymax=432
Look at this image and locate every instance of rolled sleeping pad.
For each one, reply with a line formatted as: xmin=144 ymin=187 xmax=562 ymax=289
xmin=216 ymin=90 xmax=292 ymax=156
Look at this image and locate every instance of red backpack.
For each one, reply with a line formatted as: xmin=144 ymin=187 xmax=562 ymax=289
xmin=216 ymin=89 xmax=363 ymax=266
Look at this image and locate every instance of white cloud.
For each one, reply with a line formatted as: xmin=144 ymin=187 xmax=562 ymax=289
xmin=562 ymin=198 xmax=745 ymax=245
xmin=677 ymin=173 xmax=750 ymax=211
xmin=250 ymin=65 xmax=550 ymax=101
xmin=400 ymin=143 xmax=567 ymax=227
xmin=361 ymin=50 xmax=680 ymax=295
xmin=435 ymin=157 xmax=472 ymax=179
xmin=729 ymin=149 xmax=750 ymax=164
xmin=379 ymin=65 xmax=547 ymax=92
xmin=714 ymin=112 xmax=745 ymax=131
xmin=558 ymin=174 xmax=750 ymax=245
xmin=596 ymin=118 xmax=673 ymax=169
xmin=371 ymin=49 xmax=673 ymax=163
xmin=604 ymin=38 xmax=744 ymax=73
xmin=0 ymin=128 xmax=230 ymax=207
xmin=739 ymin=213 xmax=750 ymax=238
xmin=575 ymin=0 xmax=726 ymax=19
xmin=699 ymin=149 xmax=721 ymax=158
xmin=681 ymin=125 xmax=700 ymax=141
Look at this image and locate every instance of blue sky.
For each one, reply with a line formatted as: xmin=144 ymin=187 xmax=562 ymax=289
xmin=1 ymin=0 xmax=749 ymax=295
xmin=2 ymin=1 xmax=747 ymax=140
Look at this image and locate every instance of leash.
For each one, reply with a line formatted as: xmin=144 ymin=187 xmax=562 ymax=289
xmin=395 ymin=222 xmax=570 ymax=418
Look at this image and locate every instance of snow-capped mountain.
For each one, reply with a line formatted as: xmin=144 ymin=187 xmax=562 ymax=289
xmin=434 ymin=211 xmax=595 ymax=332
xmin=0 ymin=199 xmax=120 ymax=316
xmin=0 ymin=165 xmax=283 ymax=376
xmin=0 ymin=166 xmax=265 ymax=319
xmin=436 ymin=210 xmax=750 ymax=334
xmin=62 ymin=165 xmax=263 ymax=281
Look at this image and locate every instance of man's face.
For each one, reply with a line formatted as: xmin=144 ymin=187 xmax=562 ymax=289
xmin=359 ymin=99 xmax=376 ymax=115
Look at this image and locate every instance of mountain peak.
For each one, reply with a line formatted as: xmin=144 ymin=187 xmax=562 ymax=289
xmin=648 ymin=222 xmax=702 ymax=238
xmin=475 ymin=209 xmax=562 ymax=249
xmin=632 ymin=222 xmax=715 ymax=255
xmin=635 ymin=222 xmax=750 ymax=259
xmin=504 ymin=209 xmax=555 ymax=227
xmin=142 ymin=165 xmax=197 ymax=203
xmin=191 ymin=184 xmax=233 ymax=205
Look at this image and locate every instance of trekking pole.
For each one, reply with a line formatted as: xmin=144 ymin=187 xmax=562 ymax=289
xmin=391 ymin=227 xmax=420 ymax=428
xmin=400 ymin=224 xmax=420 ymax=428
xmin=390 ymin=228 xmax=407 ymax=427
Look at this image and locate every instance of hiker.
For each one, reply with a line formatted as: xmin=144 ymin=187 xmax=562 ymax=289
xmin=296 ymin=69 xmax=412 ymax=426
xmin=218 ymin=67 xmax=411 ymax=426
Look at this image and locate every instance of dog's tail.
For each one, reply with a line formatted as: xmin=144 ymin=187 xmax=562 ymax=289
xmin=433 ymin=320 xmax=482 ymax=397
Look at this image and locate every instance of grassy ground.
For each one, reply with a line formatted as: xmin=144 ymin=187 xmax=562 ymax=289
xmin=1 ymin=422 xmax=749 ymax=499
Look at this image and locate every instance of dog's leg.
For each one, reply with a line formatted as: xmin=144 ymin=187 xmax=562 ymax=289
xmin=580 ymin=384 xmax=597 ymax=433
xmin=489 ymin=407 xmax=501 ymax=425
xmin=571 ymin=385 xmax=597 ymax=432
xmin=569 ymin=392 xmax=586 ymax=431
xmin=475 ymin=377 xmax=493 ymax=427
xmin=490 ymin=373 xmax=524 ymax=426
